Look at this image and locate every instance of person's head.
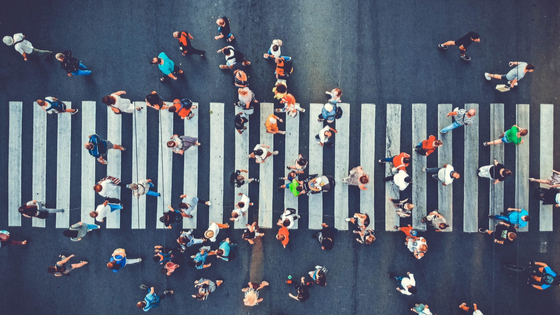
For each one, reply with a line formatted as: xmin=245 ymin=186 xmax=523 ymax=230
xmin=89 ymin=211 xmax=98 ymax=218
xmin=404 ymin=177 xmax=412 ymax=183
xmin=276 ymin=233 xmax=285 ymax=241
xmin=470 ymin=32 xmax=480 ymax=41
xmin=403 ymin=157 xmax=411 ymax=164
xmin=452 ymin=172 xmax=461 ymax=179
xmin=439 ymin=223 xmax=450 ymax=230
xmin=520 ymin=128 xmax=528 ymax=136
xmin=159 ymin=216 xmax=166 ymax=224
xmin=405 ymin=203 xmax=415 ymax=210
xmin=93 ymin=184 xmax=102 ymax=192
xmin=275 ymin=83 xmax=287 ymax=93
xmin=173 ymin=31 xmax=180 ymax=38
xmin=18 ymin=206 xmax=26 ymax=214
xmin=242 ymin=231 xmax=252 ymax=239
xmin=137 ymin=301 xmax=147 ymax=309
xmin=526 ymin=64 xmax=535 ymax=72
xmin=36 ymin=99 xmax=45 ymax=106
xmin=253 ymin=149 xmax=263 ymax=156
xmin=503 ymin=169 xmax=512 ymax=177
xmin=282 ymin=219 xmax=290 ymax=227
xmin=231 ymin=211 xmax=239 ymax=219
xmin=84 ymin=142 xmax=94 ymax=150
xmin=167 ymin=141 xmax=177 ymax=148
xmin=316 ymin=275 xmax=326 ymax=286
xmin=222 ymin=48 xmax=231 ymax=55
xmin=297 ymin=157 xmax=307 ymax=167
xmin=434 ymin=140 xmax=443 ymax=147
xmin=467 ymin=108 xmax=477 ymax=117
xmin=150 ymin=57 xmax=161 ymax=65
xmin=101 ymin=95 xmax=116 ymax=106
xmin=178 ymin=236 xmax=187 ymax=244
xmin=324 ymin=130 xmax=332 ymax=138
xmin=128 ymin=183 xmax=138 ymax=191
xmin=216 ymin=18 xmax=225 ymax=26
xmin=153 ymin=254 xmax=162 ymax=263
xmin=289 ymin=171 xmax=297 ymax=178
xmin=3 ymin=35 xmax=14 ymax=46
xmin=521 ymin=215 xmax=530 ymax=222
xmin=272 ymin=44 xmax=279 ymax=52
xmin=359 ymin=176 xmax=369 ymax=184
xmin=332 ymin=88 xmax=342 ymax=97
xmin=107 ymin=261 xmax=116 ymax=269
xmin=268 ymin=117 xmax=277 ymax=124
xmin=47 ymin=266 xmax=58 ymax=274
xmin=508 ymin=232 xmax=518 ymax=241
xmin=410 ymin=230 xmax=418 ymax=237
xmin=296 ymin=185 xmax=303 ymax=192
xmin=408 ymin=286 xmax=417 ymax=294
xmin=419 ymin=244 xmax=428 ymax=252
xmin=237 ymin=201 xmax=245 ymax=209
xmin=178 ymin=202 xmax=189 ymax=210
xmin=365 ymin=234 xmax=376 ymax=244
xmin=194 ymin=292 xmax=206 ymax=300
xmin=215 ymin=249 xmax=224 ymax=256
xmin=55 ymin=53 xmax=65 ymax=62
xmin=204 ymin=230 xmax=214 ymax=239
xmin=324 ymin=103 xmax=334 ymax=112
xmin=62 ymin=229 xmax=78 ymax=238
xmin=275 ymin=57 xmax=284 ymax=64
xmin=167 ymin=105 xmax=177 ymax=113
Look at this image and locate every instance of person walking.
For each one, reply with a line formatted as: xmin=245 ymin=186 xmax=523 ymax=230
xmin=318 ymin=103 xmax=336 ymax=124
xmin=102 ymin=91 xmax=141 ymax=114
xmin=316 ymin=125 xmax=337 ymax=146
xmin=179 ymin=193 xmax=211 ymax=218
xmin=127 ymin=179 xmax=160 ymax=198
xmin=277 ymin=226 xmax=290 ymax=248
xmin=440 ymin=107 xmax=476 ymax=133
xmin=215 ymin=17 xmax=234 ymax=42
xmin=248 ymin=144 xmax=278 ymax=163
xmin=145 ymin=91 xmax=170 ymax=111
xmin=230 ymin=169 xmax=259 ymax=187
xmin=286 ymin=154 xmax=308 ymax=174
xmin=411 ymin=304 xmax=434 ymax=315
xmin=204 ymin=222 xmax=230 ymax=242
xmin=188 ymin=246 xmax=212 ymax=269
xmin=168 ymin=98 xmax=197 ymax=120
xmin=93 ymin=176 xmax=121 ymax=202
xmin=354 ymin=228 xmax=376 ymax=244
xmin=384 ymin=169 xmax=412 ymax=191
xmin=485 ymin=62 xmax=534 ymax=89
xmin=414 ymin=135 xmax=442 ymax=156
xmin=90 ymin=200 xmax=123 ymax=223
xmin=211 ymin=237 xmax=237 ymax=261
xmin=236 ymin=87 xmax=258 ymax=115
xmin=176 ymin=229 xmax=205 ymax=253
xmin=275 ymin=93 xmax=305 ymax=118
xmin=230 ymin=193 xmax=252 ymax=222
xmin=160 ymin=206 xmax=187 ymax=229
xmin=151 ymin=52 xmax=183 ymax=82
xmin=275 ymin=56 xmax=293 ymax=80
xmin=242 ymin=222 xmax=265 ymax=245
xmin=192 ymin=278 xmax=223 ymax=300
xmin=263 ymin=39 xmax=290 ymax=60
xmin=85 ymin=134 xmax=125 ymax=165
xmin=234 ymin=69 xmax=249 ymax=87
xmin=55 ymin=50 xmax=91 ymax=76
xmin=173 ymin=31 xmax=205 ymax=57
xmin=277 ymin=208 xmax=301 ymax=229
xmin=18 ymin=200 xmax=64 ymax=219
xmin=3 ymin=33 xmax=52 ymax=61
xmin=265 ymin=114 xmax=285 ymax=135
xmin=437 ymin=31 xmax=480 ymax=61
xmin=423 ymin=164 xmax=460 ymax=186
xmin=167 ymin=134 xmax=200 ymax=155
xmin=390 ymin=198 xmax=415 ymax=218
xmin=309 ymin=266 xmax=328 ymax=286
xmin=279 ymin=170 xmax=297 ymax=190
xmin=421 ymin=210 xmax=450 ymax=231
xmin=62 ymin=222 xmax=100 ymax=241
xmin=137 ymin=285 xmax=174 ymax=312
xmin=478 ymin=159 xmax=512 ymax=184
xmin=153 ymin=246 xmax=174 ymax=265
xmin=0 ymin=231 xmax=27 ymax=248
xmin=489 ymin=207 xmax=530 ymax=229
xmin=478 ymin=222 xmax=517 ymax=245
xmin=483 ymin=125 xmax=528 ymax=146
xmin=312 ymin=223 xmax=337 ymax=250
xmin=48 ymin=254 xmax=88 ymax=276
xmin=388 ymin=271 xmax=417 ymax=295
xmin=235 ymin=112 xmax=249 ymax=134
xmin=288 ymin=277 xmax=311 ymax=302
xmin=242 ymin=281 xmax=269 ymax=306
xmin=342 ymin=166 xmax=370 ymax=190
xmin=217 ymin=46 xmax=250 ymax=69
xmin=534 ymin=188 xmax=560 ymax=207
xmin=107 ymin=248 xmax=142 ymax=273
xmin=378 ymin=152 xmax=411 ymax=171
xmin=36 ymin=97 xmax=78 ymax=115
xmin=459 ymin=302 xmax=483 ymax=315
xmin=529 ymin=169 xmax=560 ymax=188
xmin=325 ymin=88 xmax=343 ymax=104
xmin=344 ymin=213 xmax=370 ymax=231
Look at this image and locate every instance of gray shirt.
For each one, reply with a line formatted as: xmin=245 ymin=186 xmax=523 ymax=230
xmin=505 ymin=62 xmax=528 ymax=81
xmin=69 ymin=222 xmax=88 ymax=241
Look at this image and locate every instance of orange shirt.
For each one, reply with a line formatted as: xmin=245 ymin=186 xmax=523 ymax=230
xmin=421 ymin=135 xmax=437 ymax=156
xmin=178 ymin=32 xmax=189 ymax=47
xmin=278 ymin=227 xmax=289 ymax=246
xmin=392 ymin=152 xmax=410 ymax=170
xmin=265 ymin=115 xmax=279 ymax=132
xmin=282 ymin=94 xmax=296 ymax=106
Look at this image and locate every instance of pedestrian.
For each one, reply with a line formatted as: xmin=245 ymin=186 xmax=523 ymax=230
xmin=217 ymin=45 xmax=250 ymax=69
xmin=478 ymin=222 xmax=517 ymax=245
xmin=62 ymin=222 xmax=100 ymax=241
xmin=18 ymin=200 xmax=64 ymax=219
xmin=354 ymin=228 xmax=376 ymax=245
xmin=85 ymin=134 xmax=125 ymax=165
xmin=342 ymin=166 xmax=370 ymax=190
xmin=0 ymin=231 xmax=27 ymax=248
xmin=378 ymin=152 xmax=411 ymax=171
xmin=192 ymin=278 xmax=223 ymax=300
xmin=421 ymin=210 xmax=450 ymax=231
xmin=390 ymin=198 xmax=415 ymax=218
xmin=286 ymin=154 xmax=308 ymax=174
xmin=275 ymin=93 xmax=305 ymax=118
xmin=527 ymin=261 xmax=559 ymax=290
xmin=485 ymin=62 xmax=534 ymax=89
xmin=137 ymin=285 xmax=174 ymax=312
xmin=316 ymin=125 xmax=337 ymax=146
xmin=489 ymin=207 xmax=530 ymax=229
xmin=440 ymin=107 xmax=476 ymax=134
xmin=318 ymin=103 xmax=336 ymax=123
xmin=265 ymin=114 xmax=285 ymax=135
xmin=289 ymin=277 xmax=311 ymax=302
xmin=388 ymin=271 xmax=417 ymax=295
xmin=230 ymin=169 xmax=259 ymax=187
xmin=127 ymin=179 xmax=161 ymax=197
xmin=438 ymin=31 xmax=480 ymax=61
xmin=344 ymin=212 xmax=370 ymax=231
xmin=162 ymin=261 xmax=180 ymax=276
xmin=277 ymin=226 xmax=290 ymax=249
xmin=176 ymin=229 xmax=205 ymax=253
xmin=188 ymin=246 xmax=212 ymax=269
xmin=534 ymin=188 xmax=560 ymax=207
xmin=264 ymin=39 xmax=290 ymax=60
xmin=36 ymin=97 xmax=78 ymax=115
xmin=3 ymin=33 xmax=52 ymax=61
xmin=48 ymin=254 xmax=88 ymax=276
xmin=168 ymin=98 xmax=198 ymax=120
xmin=153 ymin=246 xmax=174 ymax=265
xmin=459 ymin=302 xmax=483 ymax=315
xmin=102 ymin=91 xmax=141 ymax=114
xmin=248 ymin=144 xmax=278 ymax=163
xmin=90 ymin=200 xmax=123 ymax=223
xmin=384 ymin=169 xmax=412 ymax=191
xmin=478 ymin=159 xmax=512 ymax=184
xmin=312 ymin=223 xmax=337 ymax=250
xmin=215 ymin=17 xmax=235 ymax=42
xmin=230 ymin=193 xmax=252 ymax=222
xmin=397 ymin=225 xmax=428 ymax=259
xmin=55 ymin=50 xmax=91 ymax=76
xmin=242 ymin=281 xmax=269 ymax=306
xmin=277 ymin=208 xmax=301 ymax=229
xmin=529 ymin=170 xmax=560 ymax=188
xmin=160 ymin=205 xmax=187 ymax=229
xmin=179 ymin=193 xmax=211 ymax=218
xmin=236 ymin=87 xmax=258 ymax=115
xmin=234 ymin=69 xmax=249 ymax=87
xmin=423 ymin=164 xmax=460 ymax=186
xmin=396 ymin=224 xmax=418 ymax=239
xmin=93 ymin=176 xmax=121 ymax=202
xmin=275 ymin=56 xmax=293 ymax=80
xmin=167 ymin=134 xmax=200 ymax=155
xmin=242 ymin=222 xmax=265 ymax=245
xmin=204 ymin=222 xmax=230 ymax=242
xmin=173 ymin=31 xmax=205 ymax=57
xmin=211 ymin=238 xmax=237 ymax=261
xmin=325 ymin=88 xmax=342 ymax=104
xmin=107 ymin=248 xmax=142 ymax=273
xmin=279 ymin=171 xmax=298 ymax=189
xmin=483 ymin=125 xmax=528 ymax=146
xmin=414 ymin=135 xmax=442 ymax=156
xmin=411 ymin=303 xmax=434 ymax=315
xmin=309 ymin=266 xmax=328 ymax=286
xmin=284 ymin=178 xmax=306 ymax=197
xmin=151 ymin=52 xmax=183 ymax=82
xmin=235 ymin=112 xmax=249 ymax=134
xmin=273 ymin=81 xmax=288 ymax=100
xmin=144 ymin=91 xmax=169 ymax=111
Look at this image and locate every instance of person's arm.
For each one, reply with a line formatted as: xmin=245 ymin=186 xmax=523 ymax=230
xmin=533 ymin=261 xmax=547 ymax=267
xmin=329 ymin=127 xmax=338 ymax=133
xmin=532 ymin=284 xmax=544 ymax=290
xmin=240 ymin=169 xmax=248 ymax=173
xmin=493 ymin=179 xmax=500 ymax=185
xmin=510 ymin=79 xmax=518 ymax=88
xmin=446 ymin=111 xmax=458 ymax=117
xmin=509 ymin=61 xmax=520 ymax=67
xmin=494 ymin=239 xmax=504 ymax=244
xmin=113 ymin=91 xmax=126 ymax=96
xmin=58 ymin=254 xmax=75 ymax=265
xmin=508 ymin=207 xmax=521 ymax=212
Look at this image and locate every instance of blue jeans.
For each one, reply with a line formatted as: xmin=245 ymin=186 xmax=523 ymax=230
xmin=146 ymin=182 xmax=160 ymax=197
xmin=72 ymin=63 xmax=91 ymax=76
xmin=440 ymin=121 xmax=462 ymax=133
xmin=109 ymin=204 xmax=123 ymax=212
xmin=494 ymin=215 xmax=510 ymax=223
xmin=86 ymin=224 xmax=100 ymax=230
xmin=382 ymin=156 xmax=395 ymax=162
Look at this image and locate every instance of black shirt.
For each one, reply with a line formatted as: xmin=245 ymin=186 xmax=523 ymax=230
xmin=455 ymin=31 xmax=477 ymax=49
xmin=320 ymin=226 xmax=335 ymax=250
xmin=230 ymin=170 xmax=245 ymax=187
xmin=490 ymin=163 xmax=506 ymax=181
xmin=146 ymin=93 xmax=163 ymax=109
xmin=494 ymin=224 xmax=516 ymax=245
xmin=162 ymin=211 xmax=182 ymax=227
xmin=295 ymin=283 xmax=310 ymax=302
xmin=234 ymin=114 xmax=248 ymax=130
xmin=219 ymin=17 xmax=231 ymax=36
xmin=60 ymin=50 xmax=80 ymax=73
xmin=243 ymin=229 xmax=255 ymax=239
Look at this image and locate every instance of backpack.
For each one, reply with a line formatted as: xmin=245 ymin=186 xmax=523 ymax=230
xmin=335 ymin=106 xmax=343 ymax=119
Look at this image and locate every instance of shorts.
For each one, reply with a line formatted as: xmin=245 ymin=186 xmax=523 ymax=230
xmin=500 ymin=75 xmax=508 ymax=80
xmin=105 ymin=140 xmax=114 ymax=149
xmin=501 ymin=136 xmax=511 ymax=144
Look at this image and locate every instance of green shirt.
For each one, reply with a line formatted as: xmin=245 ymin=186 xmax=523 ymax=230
xmin=505 ymin=126 xmax=521 ymax=145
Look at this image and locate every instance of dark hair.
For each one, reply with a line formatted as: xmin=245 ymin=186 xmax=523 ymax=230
xmin=195 ymin=292 xmax=206 ymax=300
xmin=296 ymin=186 xmax=303 ymax=192
xmin=509 ymin=232 xmax=518 ymax=240
xmin=62 ymin=230 xmax=78 ymax=238
xmin=153 ymin=255 xmax=161 ymax=262
xmin=150 ymin=58 xmax=161 ymax=65
xmin=242 ymin=232 xmax=252 ymax=239
xmin=471 ymin=32 xmax=480 ymax=40
xmin=439 ymin=223 xmax=449 ymax=230
xmin=137 ymin=301 xmax=146 ymax=308
xmin=404 ymin=177 xmax=412 ymax=183
xmin=276 ymin=84 xmax=287 ymax=93
xmin=403 ymin=157 xmax=411 ymax=164
xmin=289 ymin=171 xmax=297 ymax=178
xmin=18 ymin=206 xmax=25 ymax=214
xmin=359 ymin=176 xmax=369 ymax=184
xmin=434 ymin=140 xmax=443 ymax=146
xmin=159 ymin=216 xmax=166 ymax=223
xmin=178 ymin=202 xmax=188 ymax=209
xmin=408 ymin=286 xmax=417 ymax=294
xmin=272 ymin=45 xmax=279 ymax=52
xmin=503 ymin=169 xmax=512 ymax=177
xmin=526 ymin=64 xmax=535 ymax=71
xmin=282 ymin=219 xmax=290 ymax=227
xmin=520 ymin=129 xmax=528 ymax=136
xmin=215 ymin=249 xmax=224 ymax=256
xmin=102 ymin=96 xmax=115 ymax=105
xmin=47 ymin=266 xmax=57 ymax=274
xmin=237 ymin=202 xmax=245 ymax=208
xmin=316 ymin=276 xmax=326 ymax=286
xmin=231 ymin=212 xmax=239 ymax=218
xmin=222 ymin=48 xmax=231 ymax=55
xmin=523 ymin=216 xmax=531 ymax=221
xmin=253 ymin=149 xmax=263 ymax=156
xmin=168 ymin=105 xmax=177 ymax=113
xmin=297 ymin=158 xmax=307 ymax=166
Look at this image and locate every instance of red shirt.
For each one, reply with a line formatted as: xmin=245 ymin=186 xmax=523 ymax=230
xmin=392 ymin=152 xmax=410 ymax=170
xmin=421 ymin=135 xmax=437 ymax=156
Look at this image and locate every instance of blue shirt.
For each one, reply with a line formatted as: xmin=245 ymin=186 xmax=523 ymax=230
xmin=157 ymin=52 xmax=174 ymax=75
xmin=540 ymin=266 xmax=557 ymax=289
xmin=87 ymin=134 xmax=107 ymax=158
xmin=218 ymin=240 xmax=231 ymax=261
xmin=194 ymin=251 xmax=208 ymax=269
xmin=143 ymin=291 xmax=160 ymax=311
xmin=507 ymin=209 xmax=529 ymax=228
xmin=321 ymin=106 xmax=336 ymax=121
xmin=109 ymin=255 xmax=126 ymax=273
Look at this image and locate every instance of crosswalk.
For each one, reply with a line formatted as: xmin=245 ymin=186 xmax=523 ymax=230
xmin=3 ymin=101 xmax=556 ymax=232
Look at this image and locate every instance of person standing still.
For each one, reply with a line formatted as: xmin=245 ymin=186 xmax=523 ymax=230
xmin=438 ymin=31 xmax=480 ymax=61
xmin=3 ymin=33 xmax=52 ymax=61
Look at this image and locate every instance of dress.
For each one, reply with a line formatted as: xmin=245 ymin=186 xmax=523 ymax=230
xmin=344 ymin=167 xmax=367 ymax=186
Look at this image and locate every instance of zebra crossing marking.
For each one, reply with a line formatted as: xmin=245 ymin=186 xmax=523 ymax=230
xmin=488 ymin=103 xmax=504 ymax=227
xmin=8 ymin=102 xmax=22 ymax=227
xmin=385 ymin=104 xmax=401 ymax=231
xmin=463 ymin=103 xmax=479 ymax=232
xmin=412 ymin=103 xmax=427 ymax=231
xmin=33 ymin=102 xmax=47 ymax=228
xmin=131 ymin=102 xmax=147 ymax=229
xmin=81 ymin=101 xmax=96 ymax=225
xmin=516 ymin=104 xmax=530 ymax=232
xmin=334 ymin=103 xmax=350 ymax=230
xmin=283 ymin=105 xmax=300 ymax=228
xmin=360 ymin=104 xmax=375 ymax=230
xmin=258 ymin=103 xmax=274 ymax=229
xmin=308 ymin=103 xmax=324 ymax=230
xmin=209 ymin=103 xmax=224 ymax=224
xmin=540 ymin=104 xmax=554 ymax=232
xmin=234 ymin=106 xmax=249 ymax=229
xmin=56 ymin=102 xmax=71 ymax=229
xmin=183 ymin=103 xmax=199 ymax=229
xmin=156 ymin=105 xmax=174 ymax=229
xmin=437 ymin=104 xmax=453 ymax=232
xmin=106 ymin=107 xmax=122 ymax=229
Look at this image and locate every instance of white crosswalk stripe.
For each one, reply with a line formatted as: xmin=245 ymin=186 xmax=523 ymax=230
xmin=3 ymin=101 xmax=556 ymax=232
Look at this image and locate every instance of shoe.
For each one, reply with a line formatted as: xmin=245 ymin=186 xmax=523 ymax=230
xmin=484 ymin=72 xmax=491 ymax=80
xmin=394 ymin=226 xmax=399 ymax=230
xmin=163 ymin=290 xmax=174 ymax=295
xmin=345 ymin=218 xmax=351 ymax=222
xmin=422 ymin=167 xmax=426 ymax=172
xmin=253 ymin=178 xmax=260 ymax=183
xmin=279 ymin=177 xmax=285 ymax=180
xmin=301 ymin=108 xmax=306 ymax=113
xmin=478 ymin=228 xmax=487 ymax=233
xmin=121 ymin=147 xmax=127 ymax=151
xmin=488 ymin=215 xmax=495 ymax=219
xmin=71 ymin=109 xmax=79 ymax=115
xmin=483 ymin=142 xmax=489 ymax=146
xmin=378 ymin=159 xmax=383 ymax=164
xmin=438 ymin=44 xmax=448 ymax=50
xmin=206 ymin=201 xmax=211 ymax=206
xmin=315 ymin=265 xmax=323 ymax=270
xmin=140 ymin=284 xmax=149 ymax=290
xmin=461 ymin=55 xmax=471 ymax=61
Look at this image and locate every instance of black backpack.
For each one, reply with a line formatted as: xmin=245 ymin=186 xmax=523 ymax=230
xmin=335 ymin=106 xmax=343 ymax=119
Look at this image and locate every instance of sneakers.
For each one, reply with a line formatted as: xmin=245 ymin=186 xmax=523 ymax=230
xmin=488 ymin=215 xmax=495 ymax=219
xmin=252 ymin=178 xmax=260 ymax=183
xmin=461 ymin=55 xmax=471 ymax=61
xmin=377 ymin=159 xmax=384 ymax=164
xmin=478 ymin=228 xmax=488 ymax=233
xmin=422 ymin=167 xmax=426 ymax=172
xmin=140 ymin=284 xmax=149 ymax=290
xmin=163 ymin=290 xmax=174 ymax=295
xmin=484 ymin=72 xmax=491 ymax=81
xmin=344 ymin=218 xmax=352 ymax=222
xmin=121 ymin=146 xmax=127 ymax=151
xmin=437 ymin=44 xmax=448 ymax=50
xmin=71 ymin=109 xmax=79 ymax=115
xmin=301 ymin=108 xmax=306 ymax=113
xmin=483 ymin=142 xmax=489 ymax=146
xmin=279 ymin=177 xmax=285 ymax=180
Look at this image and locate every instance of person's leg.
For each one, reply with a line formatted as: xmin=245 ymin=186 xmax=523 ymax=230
xmin=78 ymin=63 xmax=88 ymax=70
xmin=383 ymin=175 xmax=394 ymax=182
xmin=70 ymin=261 xmax=88 ymax=269
xmin=112 ymin=144 xmax=125 ymax=150
xmin=146 ymin=190 xmax=160 ymax=197
xmin=425 ymin=167 xmax=439 ymax=174
xmin=188 ymin=47 xmax=205 ymax=55
xmin=440 ymin=121 xmax=462 ymax=133
xmin=43 ymin=208 xmax=64 ymax=213
xmin=381 ymin=156 xmax=394 ymax=162
xmin=86 ymin=224 xmax=100 ymax=231
xmin=440 ymin=40 xmax=455 ymax=47
xmin=493 ymin=215 xmax=510 ymax=222
xmin=127 ymin=258 xmax=142 ymax=264
xmin=109 ymin=204 xmax=123 ymax=212
xmin=415 ymin=141 xmax=423 ymax=148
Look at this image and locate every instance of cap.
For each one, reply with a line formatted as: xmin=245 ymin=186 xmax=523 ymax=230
xmin=3 ymin=36 xmax=14 ymax=46
xmin=324 ymin=104 xmax=333 ymax=112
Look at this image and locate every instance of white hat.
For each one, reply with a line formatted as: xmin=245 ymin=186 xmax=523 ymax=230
xmin=269 ymin=117 xmax=277 ymax=124
xmin=324 ymin=104 xmax=333 ymax=112
xmin=3 ymin=36 xmax=13 ymax=46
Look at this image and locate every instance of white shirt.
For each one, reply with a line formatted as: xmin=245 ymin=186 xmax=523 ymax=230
xmin=43 ymin=96 xmax=59 ymax=114
xmin=238 ymin=87 xmax=253 ymax=104
xmin=280 ymin=209 xmax=297 ymax=229
xmin=95 ymin=204 xmax=112 ymax=222
xmin=393 ymin=170 xmax=410 ymax=191
xmin=438 ymin=165 xmax=455 ymax=185
xmin=399 ymin=274 xmax=416 ymax=295
xmin=207 ymin=222 xmax=220 ymax=242
xmin=224 ymin=45 xmax=236 ymax=66
xmin=98 ymin=179 xmax=120 ymax=198
xmin=253 ymin=144 xmax=268 ymax=163
xmin=318 ymin=125 xmax=330 ymax=144
xmin=112 ymin=94 xmax=134 ymax=113
xmin=238 ymin=194 xmax=250 ymax=213
xmin=269 ymin=39 xmax=282 ymax=58
xmin=12 ymin=33 xmax=34 ymax=55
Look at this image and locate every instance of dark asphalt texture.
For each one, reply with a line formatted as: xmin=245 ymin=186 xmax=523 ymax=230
xmin=1 ymin=0 xmax=560 ymax=314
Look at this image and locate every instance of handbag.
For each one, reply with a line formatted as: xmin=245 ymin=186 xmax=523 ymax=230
xmin=496 ymin=84 xmax=510 ymax=92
